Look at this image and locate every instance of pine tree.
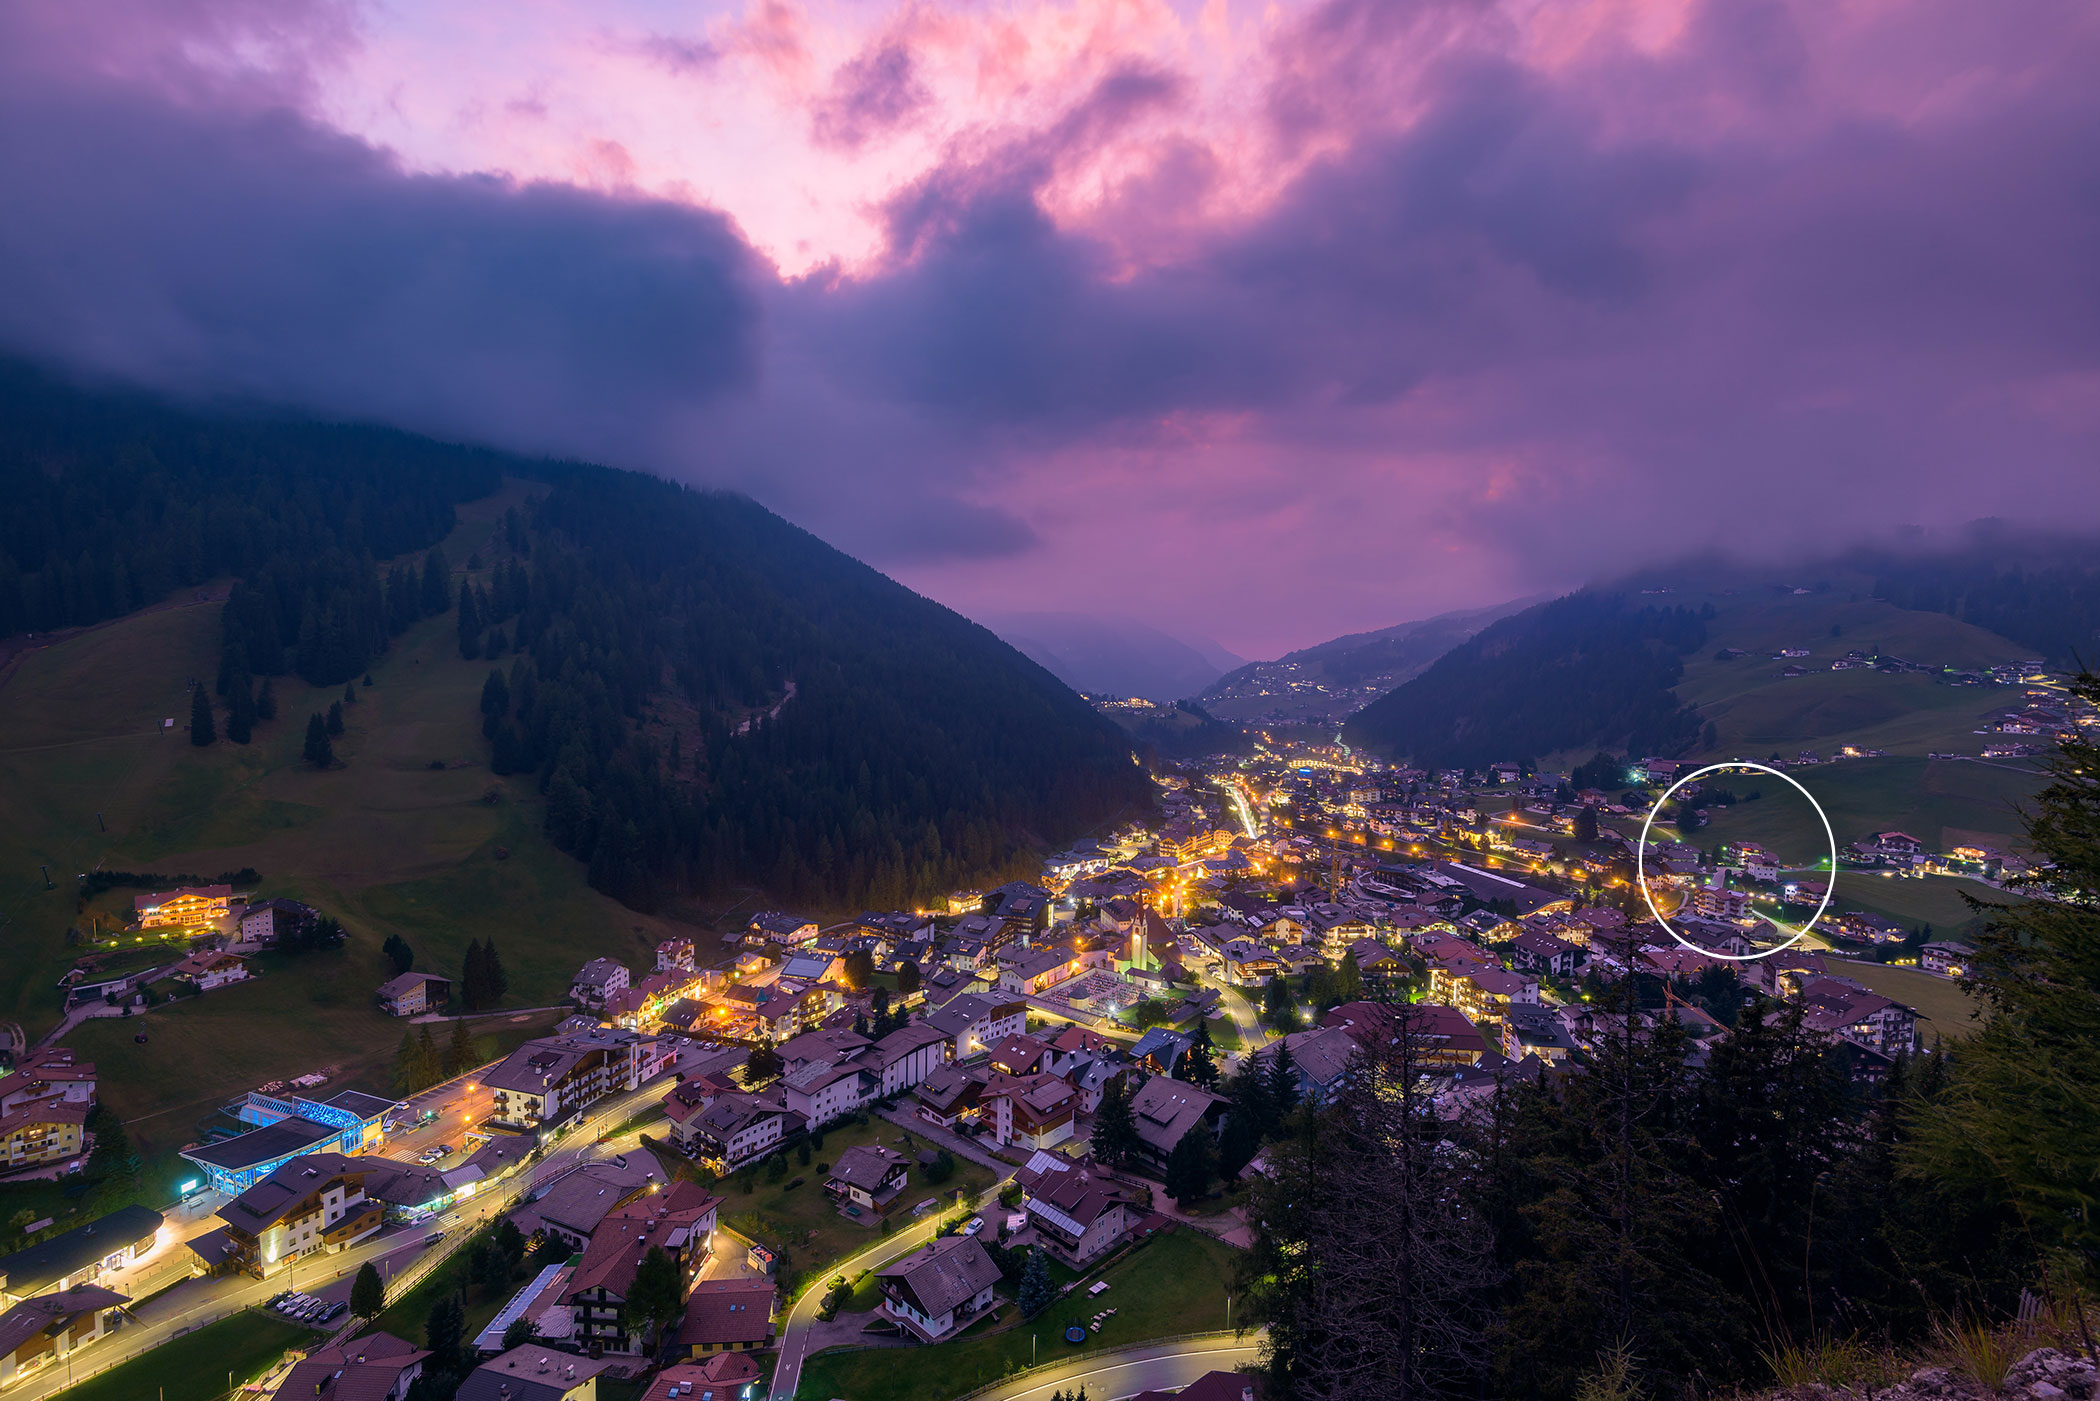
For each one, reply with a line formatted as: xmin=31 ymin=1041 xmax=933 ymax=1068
xmin=1090 ymin=1080 xmax=1142 ymax=1167
xmin=1262 ymin=974 xmax=1298 ymax=1032
xmin=188 ymin=684 xmax=215 ymax=746
xmin=420 ymin=548 xmax=451 ymax=616
xmin=445 ymin=1018 xmax=474 ymax=1077
xmin=485 ymin=938 xmax=508 ymax=1000
xmin=1018 ymin=1247 xmax=1054 ymax=1318
xmin=415 ymin=1025 xmax=441 ymax=1088
xmin=897 ymin=960 xmax=921 ymax=994
xmin=1906 ymin=668 xmax=2100 ymax=1288
xmin=457 ymin=581 xmax=481 ymax=659
xmin=1243 ymin=1000 xmax=1496 ymax=1401
xmin=224 ymin=658 xmax=256 ymax=744
xmin=1165 ymin=1125 xmax=1218 ymax=1203
xmin=462 ymin=939 xmax=487 ymax=1011
xmin=1176 ymin=1036 xmax=1219 ymax=1089
xmin=425 ymin=1292 xmax=465 ymax=1374
xmin=383 ymin=933 xmax=415 ymax=975
xmin=628 ymin=1246 xmax=684 ymax=1348
xmin=351 ymin=1262 xmax=385 ymax=1321
xmin=255 ymin=676 xmax=278 ymax=721
xmin=392 ymin=1031 xmax=423 ymax=1094
xmin=479 ymin=670 xmax=509 ymax=739
xmin=1265 ymin=1040 xmax=1300 ymax=1121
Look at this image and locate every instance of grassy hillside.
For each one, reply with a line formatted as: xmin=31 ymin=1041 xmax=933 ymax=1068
xmin=1668 ymin=592 xmax=2035 ymax=760
xmin=0 ymin=490 xmax=707 ymax=1157
xmin=1827 ymin=959 xmax=1982 ymax=1045
xmin=1681 ymin=756 xmax=2037 ymax=855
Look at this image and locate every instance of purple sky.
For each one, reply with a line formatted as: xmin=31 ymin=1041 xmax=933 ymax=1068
xmin=2 ymin=0 xmax=2096 ymax=658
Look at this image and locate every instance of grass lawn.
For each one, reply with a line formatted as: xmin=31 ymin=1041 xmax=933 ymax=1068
xmin=795 ymin=1227 xmax=1241 ymax=1401
xmin=0 ymin=486 xmax=721 ymax=1167
xmin=720 ymin=1117 xmax=994 ymax=1292
xmin=364 ymin=1219 xmax=528 ymax=1350
xmin=1688 ymin=757 xmax=2039 ymax=869
xmin=62 ymin=1309 xmax=319 ymax=1401
xmin=69 ymin=982 xmax=564 ymax=1164
xmin=1827 ymin=959 xmax=1982 ymax=1045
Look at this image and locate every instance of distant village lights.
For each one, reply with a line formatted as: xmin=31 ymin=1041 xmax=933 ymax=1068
xmin=1635 ymin=761 xmax=1837 ymax=963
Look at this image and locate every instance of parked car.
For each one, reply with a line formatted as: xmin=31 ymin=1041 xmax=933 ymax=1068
xmin=424 ymin=1231 xmax=446 ymax=1246
xmin=962 ymin=1216 xmax=985 ymax=1237
xmin=321 ymin=1301 xmax=347 ymax=1322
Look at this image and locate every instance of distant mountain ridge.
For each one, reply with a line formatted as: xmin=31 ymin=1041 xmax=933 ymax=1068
xmin=1201 ymin=597 xmax=1538 ymax=725
xmin=986 ymin=612 xmax=1245 ymax=702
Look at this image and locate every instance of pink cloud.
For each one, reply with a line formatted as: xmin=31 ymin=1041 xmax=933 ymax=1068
xmin=0 ymin=0 xmax=2095 ymax=657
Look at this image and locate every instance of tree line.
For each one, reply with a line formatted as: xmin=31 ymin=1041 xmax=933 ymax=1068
xmin=0 ymin=360 xmax=493 ymax=645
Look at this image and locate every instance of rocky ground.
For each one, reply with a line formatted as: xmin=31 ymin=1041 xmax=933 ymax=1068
xmin=1777 ymin=1348 xmax=2097 ymax=1401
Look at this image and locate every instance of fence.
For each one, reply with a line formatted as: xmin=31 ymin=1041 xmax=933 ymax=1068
xmin=37 ymin=1304 xmax=243 ymax=1397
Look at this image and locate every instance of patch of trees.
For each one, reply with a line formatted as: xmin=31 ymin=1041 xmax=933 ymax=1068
xmin=1865 ymin=538 xmax=2100 ymax=667
xmin=78 ymin=867 xmax=258 ymax=897
xmin=0 ymin=362 xmax=493 ymax=675
xmin=1343 ymin=593 xmax=1710 ymax=770
xmin=477 ymin=468 xmax=1153 ymax=911
xmin=459 ymin=939 xmax=509 ymax=1011
xmin=1114 ymin=700 xmax=1253 ymax=763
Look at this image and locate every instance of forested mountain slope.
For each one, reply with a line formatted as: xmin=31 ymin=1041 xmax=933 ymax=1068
xmin=1342 ymin=593 xmax=1713 ymax=768
xmin=0 ymin=361 xmax=1150 ymax=912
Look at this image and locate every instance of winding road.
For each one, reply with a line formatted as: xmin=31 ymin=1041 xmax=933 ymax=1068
xmin=961 ymin=1334 xmax=1264 ymax=1401
xmin=769 ymin=1176 xmax=1011 ymax=1401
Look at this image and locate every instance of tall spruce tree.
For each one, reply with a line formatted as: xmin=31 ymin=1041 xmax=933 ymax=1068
xmin=446 ymin=1019 xmax=474 ymax=1077
xmin=1906 ymin=668 xmax=2100 ymax=1295
xmin=1243 ymin=1000 xmax=1496 ymax=1401
xmin=350 ymin=1262 xmax=386 ymax=1321
xmin=326 ymin=700 xmax=344 ymax=736
xmin=457 ymin=581 xmax=481 ymax=659
xmin=1018 ymin=1247 xmax=1055 ymax=1318
xmin=462 ymin=939 xmax=487 ymax=1011
xmin=1090 ymin=1080 xmax=1142 ymax=1167
xmin=420 ymin=548 xmax=451 ymax=615
xmin=485 ymin=938 xmax=508 ymax=1000
xmin=392 ymin=1031 xmax=424 ymax=1094
xmin=415 ymin=1024 xmax=442 ymax=1088
xmin=302 ymin=713 xmax=333 ymax=766
xmin=224 ymin=656 xmax=256 ymax=744
xmin=255 ymin=676 xmax=277 ymax=721
xmin=188 ymin=684 xmax=215 ymax=746
xmin=1165 ymin=1125 xmax=1218 ymax=1203
xmin=479 ymin=670 xmax=509 ymax=738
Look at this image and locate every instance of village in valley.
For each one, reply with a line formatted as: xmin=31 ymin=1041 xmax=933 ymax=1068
xmin=0 ymin=692 xmax=2071 ymax=1401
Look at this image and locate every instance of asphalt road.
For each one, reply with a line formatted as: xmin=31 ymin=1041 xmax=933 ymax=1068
xmin=11 ymin=1062 xmax=694 ymax=1400
xmin=962 ymin=1335 xmax=1264 ymax=1401
xmin=769 ymin=1177 xmax=1011 ymax=1401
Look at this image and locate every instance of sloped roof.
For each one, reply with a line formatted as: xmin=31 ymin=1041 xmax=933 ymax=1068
xmin=877 ymin=1234 xmax=1002 ymax=1317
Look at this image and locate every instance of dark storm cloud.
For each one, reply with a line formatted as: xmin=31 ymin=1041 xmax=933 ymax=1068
xmin=0 ymin=0 xmax=2097 ymax=635
xmin=0 ymin=82 xmax=759 ymax=470
xmin=811 ymin=39 xmax=929 ymax=150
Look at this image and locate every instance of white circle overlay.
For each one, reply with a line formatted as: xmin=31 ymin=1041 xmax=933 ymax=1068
xmin=1633 ymin=761 xmax=1837 ymax=962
